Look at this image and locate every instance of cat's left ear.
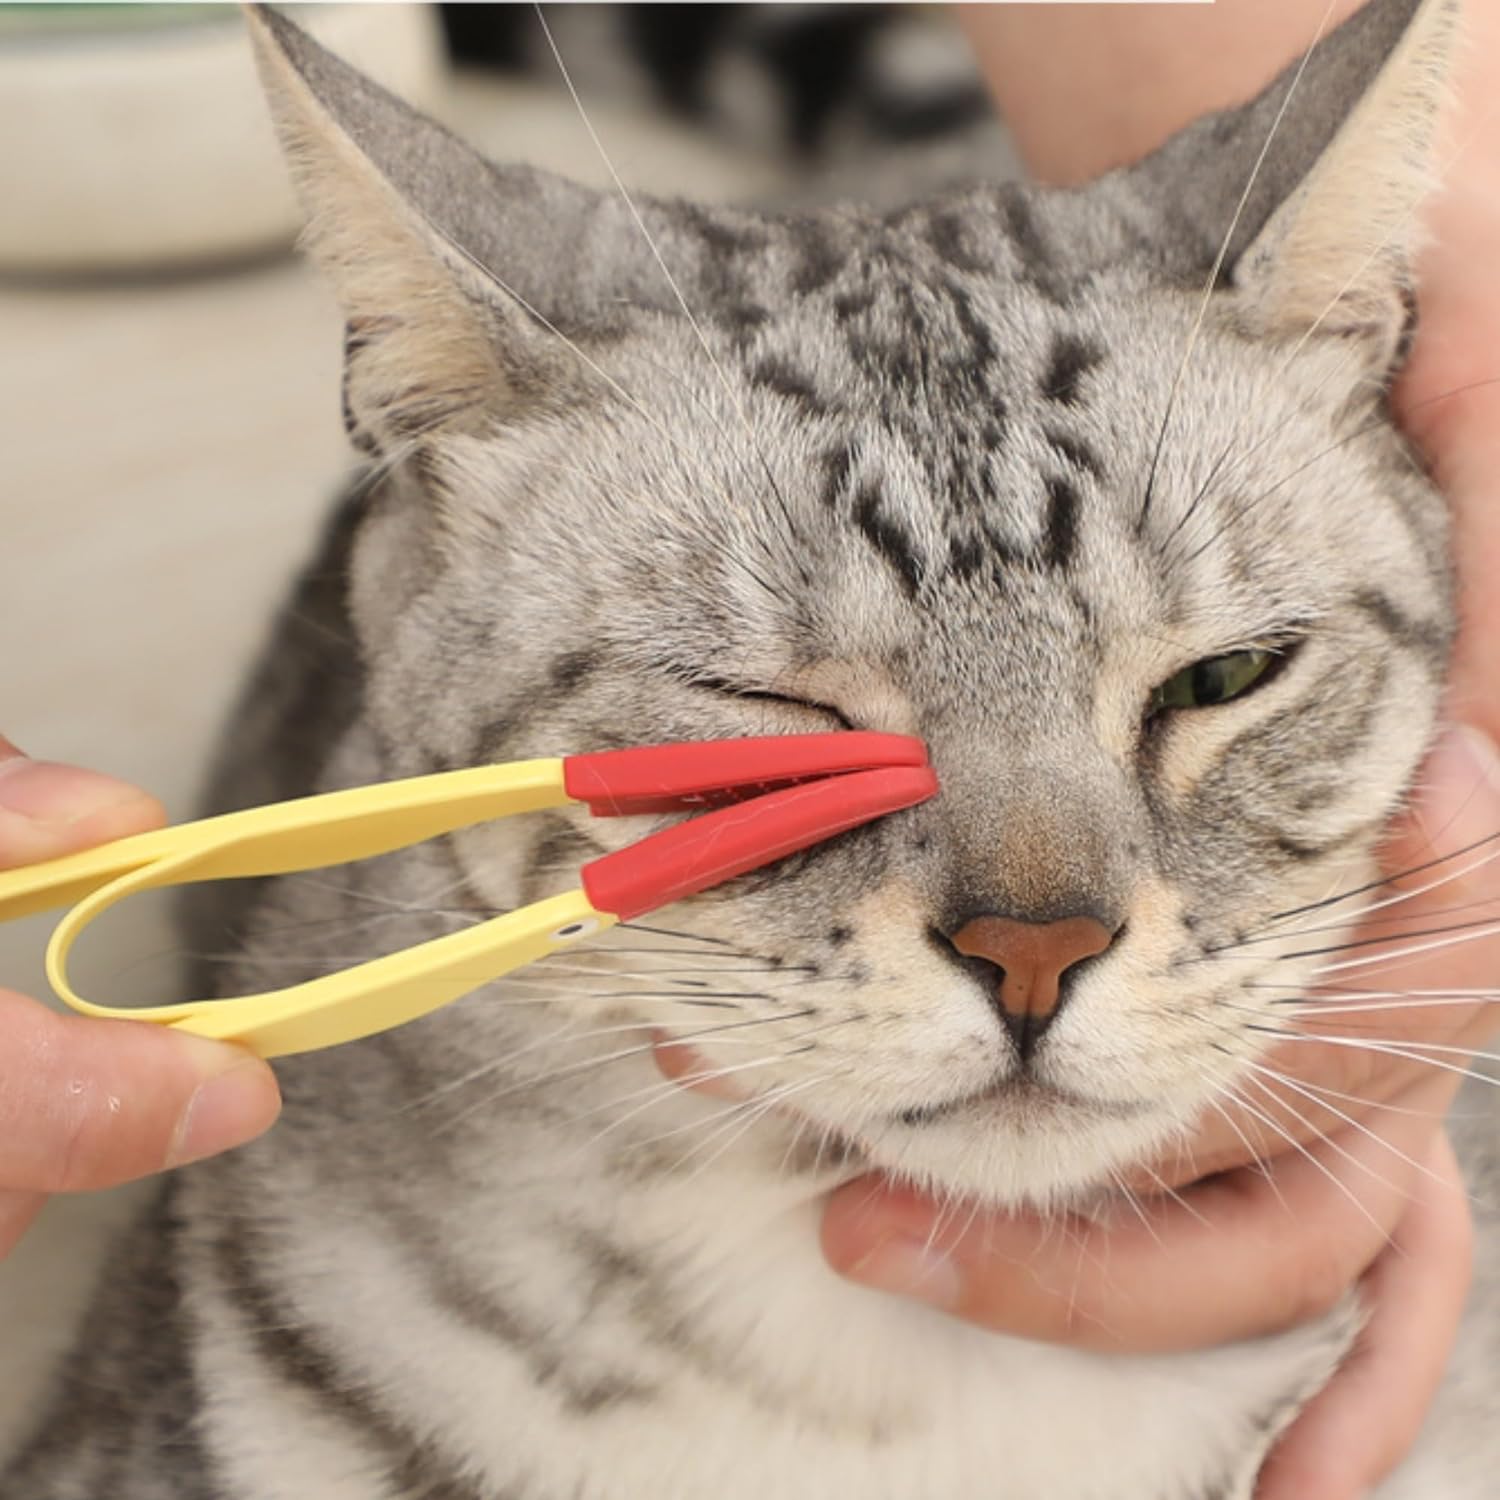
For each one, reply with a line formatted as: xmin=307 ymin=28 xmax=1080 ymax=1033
xmin=1229 ymin=0 xmax=1458 ymax=370
xmin=1123 ymin=0 xmax=1459 ymax=377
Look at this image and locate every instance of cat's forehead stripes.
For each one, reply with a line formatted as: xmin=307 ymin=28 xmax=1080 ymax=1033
xmin=1351 ymin=587 xmax=1448 ymax=672
xmin=851 ymin=483 xmax=925 ymax=601
xmin=655 ymin=216 xmax=1127 ymax=608
xmin=747 ymin=357 xmax=832 ymax=419
xmin=1040 ymin=334 xmax=1106 ymax=407
xmin=1044 ymin=429 xmax=1105 ymax=480
xmin=987 ymin=186 xmax=1073 ymax=306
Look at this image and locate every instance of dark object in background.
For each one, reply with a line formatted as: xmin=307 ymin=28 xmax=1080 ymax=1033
xmin=439 ymin=4 xmax=992 ymax=157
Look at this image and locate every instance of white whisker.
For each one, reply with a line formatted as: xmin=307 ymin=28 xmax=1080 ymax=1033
xmin=1282 ymin=994 xmax=1500 ymax=1017
xmin=1266 ymin=1031 xmax=1500 ymax=1089
xmin=1297 ymin=921 xmax=1500 ymax=978
xmin=1135 ymin=1164 xmax=1214 ymax=1230
xmin=1242 ymin=1060 xmax=1450 ymax=1192
xmin=534 ymin=5 xmax=801 ymax=536
xmin=570 ymin=1053 xmax=794 ymax=1158
xmin=670 ymin=1076 xmax=833 ymax=1181
xmin=1248 ymin=842 xmax=1500 ymax=945
xmin=1107 ymin=1168 xmax=1167 ymax=1249
xmin=1219 ymin=1081 xmax=1391 ymax=1242
xmin=424 ymin=1010 xmax=815 ymax=1132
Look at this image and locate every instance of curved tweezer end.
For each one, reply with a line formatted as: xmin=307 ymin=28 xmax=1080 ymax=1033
xmin=562 ymin=732 xmax=930 ymax=817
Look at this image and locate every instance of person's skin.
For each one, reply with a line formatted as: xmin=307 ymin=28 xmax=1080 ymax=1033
xmin=0 ymin=735 xmax=281 ymax=1261
xmin=819 ymin=3 xmax=1500 ymax=1497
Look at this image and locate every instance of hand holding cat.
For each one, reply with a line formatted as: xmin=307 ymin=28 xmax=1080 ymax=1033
xmin=0 ymin=737 xmax=280 ymax=1261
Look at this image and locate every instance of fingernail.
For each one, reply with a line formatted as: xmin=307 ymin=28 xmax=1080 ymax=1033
xmin=167 ymin=1054 xmax=281 ymax=1169
xmin=0 ymin=757 xmax=141 ymax=827
xmin=846 ymin=1239 xmax=963 ymax=1311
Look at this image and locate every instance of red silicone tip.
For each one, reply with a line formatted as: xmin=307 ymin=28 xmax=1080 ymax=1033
xmin=579 ymin=764 xmax=938 ymax=920
xmin=562 ymin=732 xmax=929 ymax=817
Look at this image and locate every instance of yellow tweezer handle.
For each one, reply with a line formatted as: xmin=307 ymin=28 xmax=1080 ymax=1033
xmin=0 ymin=759 xmax=618 ymax=1058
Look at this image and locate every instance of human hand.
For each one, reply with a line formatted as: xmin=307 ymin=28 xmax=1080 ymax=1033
xmin=0 ymin=736 xmax=282 ymax=1260
xmin=822 ymin=1114 xmax=1474 ymax=1499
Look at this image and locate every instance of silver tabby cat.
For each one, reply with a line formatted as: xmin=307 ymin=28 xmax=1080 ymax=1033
xmin=7 ymin=1 xmax=1497 ymax=1497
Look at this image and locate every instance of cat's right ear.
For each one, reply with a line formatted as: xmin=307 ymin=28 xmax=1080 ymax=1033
xmin=245 ymin=5 xmax=599 ymax=453
xmin=1119 ymin=0 xmax=1457 ymax=378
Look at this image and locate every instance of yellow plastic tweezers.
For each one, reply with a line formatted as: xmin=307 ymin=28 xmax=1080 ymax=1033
xmin=0 ymin=734 xmax=936 ymax=1058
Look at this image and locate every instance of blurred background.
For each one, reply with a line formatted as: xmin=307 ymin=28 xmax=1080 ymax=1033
xmin=0 ymin=0 xmax=996 ymax=997
xmin=0 ymin=0 xmax=1004 ymax=1448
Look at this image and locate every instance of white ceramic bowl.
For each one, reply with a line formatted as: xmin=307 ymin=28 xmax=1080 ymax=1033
xmin=0 ymin=3 xmax=447 ymax=274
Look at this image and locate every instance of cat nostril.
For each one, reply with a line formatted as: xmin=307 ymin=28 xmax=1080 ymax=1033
xmin=948 ymin=914 xmax=1117 ymax=1059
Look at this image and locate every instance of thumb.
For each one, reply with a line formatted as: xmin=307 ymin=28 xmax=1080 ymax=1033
xmin=0 ymin=741 xmax=280 ymax=1189
xmin=0 ymin=988 xmax=282 ymax=1194
xmin=0 ymin=735 xmax=166 ymax=868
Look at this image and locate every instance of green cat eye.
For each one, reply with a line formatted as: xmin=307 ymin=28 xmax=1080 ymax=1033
xmin=1151 ymin=649 xmax=1277 ymax=713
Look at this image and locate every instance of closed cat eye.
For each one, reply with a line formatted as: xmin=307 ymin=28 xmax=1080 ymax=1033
xmin=1150 ymin=648 xmax=1280 ymax=713
xmin=696 ymin=676 xmax=856 ymax=731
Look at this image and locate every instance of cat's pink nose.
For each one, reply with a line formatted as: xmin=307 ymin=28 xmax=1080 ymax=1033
xmin=949 ymin=915 xmax=1115 ymax=1054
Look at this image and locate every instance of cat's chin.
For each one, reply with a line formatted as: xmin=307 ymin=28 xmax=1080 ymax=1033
xmin=654 ymin=1035 xmax=1187 ymax=1204
xmin=784 ymin=1079 xmax=1188 ymax=1208
xmin=856 ymin=1109 xmax=1184 ymax=1208
xmin=889 ymin=1075 xmax=1150 ymax=1129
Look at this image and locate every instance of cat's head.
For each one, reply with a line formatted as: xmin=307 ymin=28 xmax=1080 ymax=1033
xmin=249 ymin=0 xmax=1456 ymax=1204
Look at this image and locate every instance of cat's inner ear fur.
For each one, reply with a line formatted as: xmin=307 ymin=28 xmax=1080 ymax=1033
xmin=246 ymin=5 xmax=572 ymax=450
xmin=1229 ymin=0 xmax=1457 ymax=370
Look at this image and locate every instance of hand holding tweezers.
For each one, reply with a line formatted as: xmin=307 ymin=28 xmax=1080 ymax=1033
xmin=0 ymin=733 xmax=936 ymax=1059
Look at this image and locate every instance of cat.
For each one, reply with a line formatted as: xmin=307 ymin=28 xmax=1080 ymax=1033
xmin=5 ymin=1 xmax=1496 ymax=1496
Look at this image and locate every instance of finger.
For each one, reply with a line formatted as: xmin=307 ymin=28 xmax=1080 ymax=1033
xmin=1255 ymin=1131 xmax=1473 ymax=1500
xmin=0 ymin=988 xmax=281 ymax=1194
xmin=0 ymin=1190 xmax=45 ymax=1262
xmin=1121 ymin=1055 xmax=1454 ymax=1193
xmin=822 ymin=1071 xmax=1454 ymax=1351
xmin=1358 ymin=723 xmax=1500 ymax=1004
xmin=1246 ymin=725 xmax=1500 ymax=1144
xmin=0 ymin=735 xmax=166 ymax=869
xmin=652 ymin=1034 xmax=754 ymax=1100
xmin=1133 ymin=722 xmax=1500 ymax=1190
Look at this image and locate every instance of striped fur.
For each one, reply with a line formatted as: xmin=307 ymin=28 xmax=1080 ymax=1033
xmin=9 ymin=3 xmax=1497 ymax=1497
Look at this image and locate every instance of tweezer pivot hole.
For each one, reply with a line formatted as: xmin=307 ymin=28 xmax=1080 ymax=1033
xmin=550 ymin=919 xmax=600 ymax=943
